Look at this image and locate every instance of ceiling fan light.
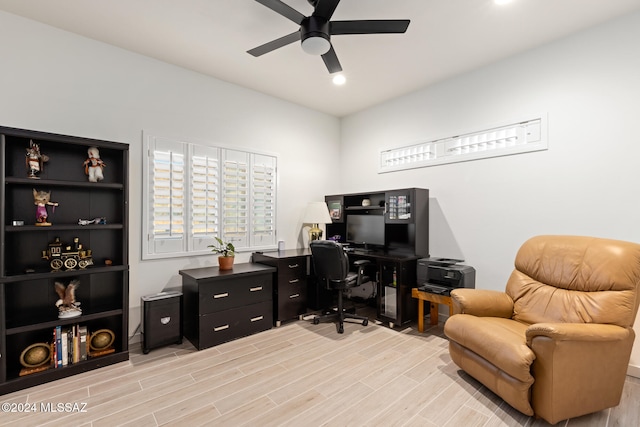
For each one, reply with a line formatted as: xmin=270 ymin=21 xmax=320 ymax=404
xmin=301 ymin=36 xmax=331 ymax=55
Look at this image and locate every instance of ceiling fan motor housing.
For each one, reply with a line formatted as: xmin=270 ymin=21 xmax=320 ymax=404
xmin=301 ymin=16 xmax=330 ymax=55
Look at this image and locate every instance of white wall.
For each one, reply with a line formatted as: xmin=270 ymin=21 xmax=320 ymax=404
xmin=340 ymin=11 xmax=640 ymax=373
xmin=0 ymin=11 xmax=340 ymax=337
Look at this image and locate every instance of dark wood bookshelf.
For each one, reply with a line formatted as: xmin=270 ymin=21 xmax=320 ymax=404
xmin=0 ymin=126 xmax=129 ymax=395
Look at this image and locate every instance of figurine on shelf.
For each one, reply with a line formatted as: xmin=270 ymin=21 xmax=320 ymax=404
xmin=25 ymin=140 xmax=49 ymax=179
xmin=54 ymin=279 xmax=82 ymax=319
xmin=42 ymin=236 xmax=94 ymax=270
xmin=83 ymin=146 xmax=106 ymax=182
xmin=78 ymin=217 xmax=107 ymax=226
xmin=33 ymin=189 xmax=58 ymax=226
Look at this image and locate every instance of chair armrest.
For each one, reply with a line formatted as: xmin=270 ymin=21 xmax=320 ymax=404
xmin=450 ymin=289 xmax=514 ymax=317
xmin=526 ymin=323 xmax=632 ymax=344
xmin=353 ymin=259 xmax=372 ymax=286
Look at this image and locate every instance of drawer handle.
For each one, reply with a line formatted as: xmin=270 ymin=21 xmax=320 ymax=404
xmin=289 ymin=293 xmax=300 ymax=299
xmin=289 ymin=279 xmax=299 ymax=284
xmin=250 ymin=316 xmax=264 ymax=322
xmin=213 ymin=325 xmax=230 ymax=332
xmin=250 ymin=286 xmax=263 ymax=292
xmin=213 ymin=292 xmax=229 ymax=299
xmin=288 ymin=264 xmax=299 ymax=268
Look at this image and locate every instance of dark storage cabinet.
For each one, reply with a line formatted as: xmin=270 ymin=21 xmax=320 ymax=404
xmin=252 ymin=249 xmax=310 ymax=326
xmin=0 ymin=126 xmax=129 ymax=395
xmin=142 ymin=291 xmax=183 ymax=354
xmin=180 ymin=263 xmax=275 ymax=350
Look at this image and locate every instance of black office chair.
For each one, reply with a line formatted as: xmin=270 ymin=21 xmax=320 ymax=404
xmin=310 ymin=240 xmax=370 ymax=333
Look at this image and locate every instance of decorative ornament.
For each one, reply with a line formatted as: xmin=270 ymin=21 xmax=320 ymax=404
xmin=89 ymin=329 xmax=115 ymax=351
xmin=42 ymin=237 xmax=94 ymax=270
xmin=25 ymin=140 xmax=49 ymax=179
xmin=20 ymin=342 xmax=51 ymax=368
xmin=83 ymin=146 xmax=106 ymax=182
xmin=78 ymin=217 xmax=107 ymax=225
xmin=33 ymin=189 xmax=58 ymax=226
xmin=54 ymin=279 xmax=82 ymax=319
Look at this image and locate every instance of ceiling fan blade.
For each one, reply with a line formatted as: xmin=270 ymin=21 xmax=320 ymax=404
xmin=321 ymin=45 xmax=342 ymax=74
xmin=247 ymin=31 xmax=300 ymax=57
xmin=312 ymin=0 xmax=341 ymax=20
xmin=254 ymin=0 xmax=306 ymax=25
xmin=331 ymin=20 xmax=410 ymax=35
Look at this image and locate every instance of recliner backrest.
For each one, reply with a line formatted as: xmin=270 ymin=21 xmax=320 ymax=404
xmin=505 ymin=235 xmax=640 ymax=327
xmin=310 ymin=240 xmax=349 ymax=289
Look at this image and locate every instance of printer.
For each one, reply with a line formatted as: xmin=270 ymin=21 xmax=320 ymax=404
xmin=417 ymin=257 xmax=475 ymax=296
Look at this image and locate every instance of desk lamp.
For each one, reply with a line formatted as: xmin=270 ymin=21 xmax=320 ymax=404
xmin=303 ymin=201 xmax=332 ymax=244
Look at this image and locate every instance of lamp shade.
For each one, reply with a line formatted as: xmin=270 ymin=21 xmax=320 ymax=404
xmin=302 ymin=202 xmax=332 ymax=225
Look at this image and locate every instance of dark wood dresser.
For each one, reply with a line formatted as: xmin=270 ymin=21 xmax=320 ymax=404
xmin=179 ymin=263 xmax=275 ymax=350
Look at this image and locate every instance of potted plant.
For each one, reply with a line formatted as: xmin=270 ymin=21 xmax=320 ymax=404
xmin=209 ymin=237 xmax=235 ymax=270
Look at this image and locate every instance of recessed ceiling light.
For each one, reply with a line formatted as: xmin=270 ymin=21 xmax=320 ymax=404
xmin=332 ymin=74 xmax=346 ymax=85
xmin=494 ymin=0 xmax=513 ymax=5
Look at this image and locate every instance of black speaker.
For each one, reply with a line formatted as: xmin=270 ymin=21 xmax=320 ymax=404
xmin=141 ymin=291 xmax=183 ymax=354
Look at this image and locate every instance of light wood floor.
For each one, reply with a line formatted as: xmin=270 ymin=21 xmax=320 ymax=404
xmin=1 ymin=309 xmax=639 ymax=427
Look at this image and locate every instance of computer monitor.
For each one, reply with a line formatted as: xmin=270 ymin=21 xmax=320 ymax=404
xmin=346 ymin=214 xmax=385 ymax=249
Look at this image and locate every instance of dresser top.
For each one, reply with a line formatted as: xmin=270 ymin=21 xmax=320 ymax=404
xmin=179 ymin=262 xmax=275 ymax=281
xmin=252 ymin=248 xmax=312 ymax=260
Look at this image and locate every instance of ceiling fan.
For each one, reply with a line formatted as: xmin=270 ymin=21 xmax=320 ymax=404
xmin=247 ymin=0 xmax=410 ymax=74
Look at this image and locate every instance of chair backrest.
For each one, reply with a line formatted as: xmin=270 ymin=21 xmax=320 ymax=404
xmin=506 ymin=235 xmax=640 ymax=327
xmin=310 ymin=240 xmax=349 ymax=289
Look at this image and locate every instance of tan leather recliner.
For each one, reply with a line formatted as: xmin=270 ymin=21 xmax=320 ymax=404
xmin=444 ymin=235 xmax=640 ymax=425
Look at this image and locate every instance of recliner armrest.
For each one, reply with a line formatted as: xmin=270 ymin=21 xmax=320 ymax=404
xmin=526 ymin=322 xmax=632 ymax=344
xmin=450 ymin=289 xmax=514 ymax=318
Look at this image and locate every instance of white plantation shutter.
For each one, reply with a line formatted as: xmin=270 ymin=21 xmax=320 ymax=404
xmin=146 ymin=136 xmax=186 ymax=255
xmin=143 ymin=133 xmax=278 ymax=259
xmin=222 ymin=150 xmax=249 ymax=249
xmin=189 ymin=145 xmax=220 ymax=251
xmin=251 ymin=154 xmax=276 ymax=248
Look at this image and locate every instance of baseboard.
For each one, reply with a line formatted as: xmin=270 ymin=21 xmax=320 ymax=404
xmin=627 ymin=363 xmax=640 ymax=378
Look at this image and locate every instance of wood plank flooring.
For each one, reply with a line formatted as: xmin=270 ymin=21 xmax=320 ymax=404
xmin=1 ymin=310 xmax=639 ymax=427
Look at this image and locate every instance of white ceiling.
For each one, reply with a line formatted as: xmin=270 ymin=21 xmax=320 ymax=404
xmin=1 ymin=0 xmax=640 ymax=117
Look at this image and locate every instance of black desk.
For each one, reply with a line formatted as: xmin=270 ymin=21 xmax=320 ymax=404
xmin=253 ymin=247 xmax=419 ymax=329
xmin=347 ymin=249 xmax=419 ymax=328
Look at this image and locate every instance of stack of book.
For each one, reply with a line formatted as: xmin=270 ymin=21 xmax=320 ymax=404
xmin=52 ymin=324 xmax=89 ymax=368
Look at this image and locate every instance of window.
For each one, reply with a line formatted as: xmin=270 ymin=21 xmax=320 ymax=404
xmin=142 ymin=133 xmax=277 ymax=259
xmin=379 ymin=115 xmax=547 ymax=173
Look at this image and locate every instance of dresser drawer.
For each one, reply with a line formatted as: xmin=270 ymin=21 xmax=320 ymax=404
xmin=278 ymin=283 xmax=307 ymax=321
xmin=278 ymin=258 xmax=306 ymax=282
xmin=199 ymin=300 xmax=272 ymax=349
xmin=199 ymin=273 xmax=272 ymax=314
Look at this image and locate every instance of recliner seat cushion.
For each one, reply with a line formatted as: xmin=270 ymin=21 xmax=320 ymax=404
xmin=445 ymin=315 xmax=534 ymax=383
